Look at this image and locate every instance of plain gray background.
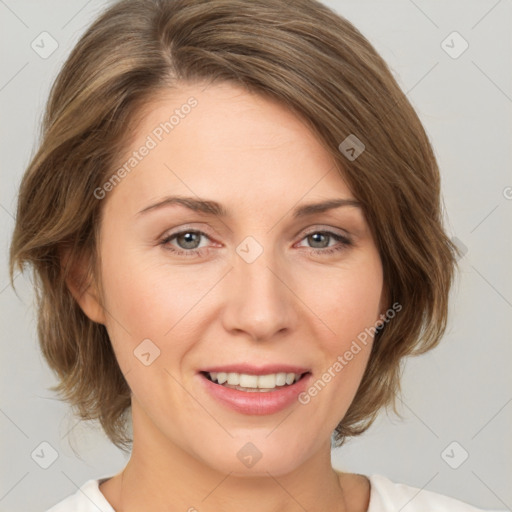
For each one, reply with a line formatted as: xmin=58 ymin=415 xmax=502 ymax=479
xmin=1 ymin=1 xmax=511 ymax=510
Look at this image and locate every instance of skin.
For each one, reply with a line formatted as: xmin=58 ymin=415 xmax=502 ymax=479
xmin=71 ymin=81 xmax=386 ymax=511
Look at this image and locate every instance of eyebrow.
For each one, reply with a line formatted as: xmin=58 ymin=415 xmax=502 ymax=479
xmin=136 ymin=195 xmax=361 ymax=219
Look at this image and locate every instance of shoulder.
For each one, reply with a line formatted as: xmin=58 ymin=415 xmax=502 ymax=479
xmin=367 ymin=474 xmax=506 ymax=512
xmin=45 ymin=477 xmax=115 ymax=512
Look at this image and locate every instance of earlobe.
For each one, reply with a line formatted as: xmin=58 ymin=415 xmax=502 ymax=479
xmin=60 ymin=247 xmax=106 ymax=325
xmin=71 ymin=282 xmax=107 ymax=325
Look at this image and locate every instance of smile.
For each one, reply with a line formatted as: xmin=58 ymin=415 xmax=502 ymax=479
xmin=203 ymin=371 xmax=306 ymax=391
xmin=198 ymin=371 xmax=312 ymax=415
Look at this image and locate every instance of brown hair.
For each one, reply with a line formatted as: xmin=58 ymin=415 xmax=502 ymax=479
xmin=9 ymin=0 xmax=459 ymax=452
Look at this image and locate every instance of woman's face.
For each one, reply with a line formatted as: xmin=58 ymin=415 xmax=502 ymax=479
xmin=90 ymin=81 xmax=386 ymax=476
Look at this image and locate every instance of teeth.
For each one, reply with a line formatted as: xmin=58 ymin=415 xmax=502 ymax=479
xmin=206 ymin=371 xmax=304 ymax=389
xmin=257 ymin=374 xmax=276 ymax=388
xmin=275 ymin=373 xmax=287 ymax=386
xmin=227 ymin=372 xmax=240 ymax=385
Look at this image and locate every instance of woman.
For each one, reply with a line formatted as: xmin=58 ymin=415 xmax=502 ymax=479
xmin=9 ymin=0 xmax=504 ymax=510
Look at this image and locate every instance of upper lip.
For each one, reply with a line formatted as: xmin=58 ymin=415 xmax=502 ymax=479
xmin=200 ymin=364 xmax=311 ymax=375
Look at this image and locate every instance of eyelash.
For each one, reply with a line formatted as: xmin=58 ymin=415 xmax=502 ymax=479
xmin=159 ymin=229 xmax=352 ymax=258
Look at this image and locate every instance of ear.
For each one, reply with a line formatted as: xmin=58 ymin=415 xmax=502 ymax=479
xmin=60 ymin=246 xmax=106 ymax=325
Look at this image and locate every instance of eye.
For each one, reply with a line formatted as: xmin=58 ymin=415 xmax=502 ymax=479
xmin=159 ymin=228 xmax=352 ymax=258
xmin=296 ymin=230 xmax=352 ymax=256
xmin=160 ymin=229 xmax=213 ymax=257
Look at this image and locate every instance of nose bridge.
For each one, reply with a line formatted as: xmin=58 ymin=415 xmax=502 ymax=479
xmin=222 ymin=236 xmax=295 ymax=340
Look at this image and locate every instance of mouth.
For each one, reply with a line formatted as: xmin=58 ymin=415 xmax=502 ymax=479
xmin=198 ymin=367 xmax=313 ymax=415
xmin=200 ymin=370 xmax=311 ymax=393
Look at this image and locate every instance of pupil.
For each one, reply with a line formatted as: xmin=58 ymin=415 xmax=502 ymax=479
xmin=309 ymin=233 xmax=327 ymax=248
xmin=179 ymin=232 xmax=200 ymax=249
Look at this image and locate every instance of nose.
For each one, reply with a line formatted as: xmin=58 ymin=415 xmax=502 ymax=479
xmin=221 ymin=244 xmax=298 ymax=342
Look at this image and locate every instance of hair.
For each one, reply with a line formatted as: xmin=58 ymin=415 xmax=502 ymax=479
xmin=9 ymin=0 xmax=459 ymax=453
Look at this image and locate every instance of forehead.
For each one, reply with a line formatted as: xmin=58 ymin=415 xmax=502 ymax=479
xmin=130 ymin=81 xmax=334 ymax=161
xmin=103 ymin=81 xmax=356 ymax=215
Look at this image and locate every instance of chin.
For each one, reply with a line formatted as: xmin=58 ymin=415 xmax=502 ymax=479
xmin=196 ymin=435 xmax=314 ymax=478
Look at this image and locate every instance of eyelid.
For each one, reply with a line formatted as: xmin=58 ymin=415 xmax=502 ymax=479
xmin=160 ymin=223 xmax=217 ymax=240
xmin=296 ymin=224 xmax=352 ymax=239
xmin=158 ymin=221 xmax=355 ymax=255
xmin=161 ymin=223 xmax=351 ymax=242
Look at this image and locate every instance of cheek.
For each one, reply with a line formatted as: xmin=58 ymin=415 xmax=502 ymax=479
xmin=97 ymin=231 xmax=171 ymax=359
xmin=98 ymin=236 xmax=212 ymax=361
xmin=306 ymin=258 xmax=383 ymax=340
xmin=101 ymin=254 xmax=159 ymax=327
xmin=305 ymin=270 xmax=380 ymax=414
xmin=301 ymin=254 xmax=382 ymax=410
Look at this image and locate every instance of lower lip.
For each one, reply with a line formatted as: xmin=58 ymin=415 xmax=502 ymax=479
xmin=198 ymin=372 xmax=312 ymax=415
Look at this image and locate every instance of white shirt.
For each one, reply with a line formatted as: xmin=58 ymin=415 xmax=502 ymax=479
xmin=46 ymin=473 xmax=505 ymax=511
